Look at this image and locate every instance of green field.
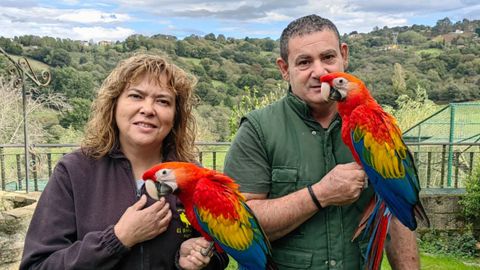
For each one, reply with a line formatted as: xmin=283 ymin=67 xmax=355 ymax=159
xmin=225 ymin=253 xmax=480 ymax=269
xmin=383 ymin=253 xmax=480 ymax=270
xmin=180 ymin=56 xmax=201 ymax=65
xmin=8 ymin=55 xmax=50 ymax=71
xmin=415 ymin=48 xmax=443 ymax=57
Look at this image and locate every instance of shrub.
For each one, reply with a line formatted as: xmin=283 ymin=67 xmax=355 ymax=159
xmin=459 ymin=160 xmax=480 ymax=223
xmin=419 ymin=229 xmax=479 ymax=258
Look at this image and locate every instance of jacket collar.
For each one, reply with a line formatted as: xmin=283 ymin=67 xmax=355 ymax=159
xmin=285 ymin=86 xmax=342 ymax=131
xmin=108 ymin=141 xmax=178 ymax=162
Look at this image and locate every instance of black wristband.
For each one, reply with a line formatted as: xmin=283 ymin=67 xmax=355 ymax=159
xmin=307 ymin=184 xmax=322 ymax=210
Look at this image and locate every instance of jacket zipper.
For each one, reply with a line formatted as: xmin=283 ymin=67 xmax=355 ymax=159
xmin=126 ymin=161 xmax=145 ymax=270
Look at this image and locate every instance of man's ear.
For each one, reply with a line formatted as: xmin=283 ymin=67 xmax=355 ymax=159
xmin=340 ymin=43 xmax=349 ymax=71
xmin=276 ymin=57 xmax=289 ymax=81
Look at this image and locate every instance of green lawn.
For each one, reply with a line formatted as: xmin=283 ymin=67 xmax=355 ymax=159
xmin=226 ymin=253 xmax=480 ymax=269
xmin=382 ymin=253 xmax=480 ymax=270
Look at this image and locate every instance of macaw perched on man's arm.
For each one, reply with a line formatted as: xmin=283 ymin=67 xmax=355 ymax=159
xmin=320 ymin=72 xmax=430 ymax=270
xmin=142 ymin=161 xmax=277 ymax=270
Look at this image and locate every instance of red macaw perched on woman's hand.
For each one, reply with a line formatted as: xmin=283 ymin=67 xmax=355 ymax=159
xmin=142 ymin=162 xmax=277 ymax=270
xmin=320 ymin=72 xmax=430 ymax=270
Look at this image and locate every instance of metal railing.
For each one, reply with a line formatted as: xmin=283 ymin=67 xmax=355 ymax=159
xmin=0 ymin=142 xmax=479 ymax=192
xmin=1 ymin=47 xmax=51 ymax=193
xmin=407 ymin=142 xmax=480 ymax=188
xmin=0 ymin=143 xmax=230 ymax=192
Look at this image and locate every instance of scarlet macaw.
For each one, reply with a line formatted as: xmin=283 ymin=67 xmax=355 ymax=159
xmin=142 ymin=162 xmax=277 ymax=270
xmin=319 ymin=72 xmax=430 ymax=270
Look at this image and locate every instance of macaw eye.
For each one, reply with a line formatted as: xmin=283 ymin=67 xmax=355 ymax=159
xmin=161 ymin=169 xmax=168 ymax=175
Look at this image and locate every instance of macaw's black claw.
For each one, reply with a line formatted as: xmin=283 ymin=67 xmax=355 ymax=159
xmin=200 ymin=242 xmax=215 ymax=257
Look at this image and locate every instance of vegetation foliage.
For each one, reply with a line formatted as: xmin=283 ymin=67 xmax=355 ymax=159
xmin=419 ymin=229 xmax=479 ymax=258
xmin=459 ymin=159 xmax=480 ymax=223
xmin=1 ymin=17 xmax=480 ymax=144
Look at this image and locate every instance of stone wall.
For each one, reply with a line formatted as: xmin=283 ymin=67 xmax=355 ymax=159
xmin=0 ymin=191 xmax=39 ymax=270
xmin=419 ymin=188 xmax=480 ymax=238
xmin=419 ymin=189 xmax=466 ymax=230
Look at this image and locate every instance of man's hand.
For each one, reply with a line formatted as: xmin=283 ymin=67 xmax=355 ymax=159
xmin=114 ymin=195 xmax=172 ymax=247
xmin=314 ymin=162 xmax=366 ymax=207
xmin=178 ymin=237 xmax=213 ymax=270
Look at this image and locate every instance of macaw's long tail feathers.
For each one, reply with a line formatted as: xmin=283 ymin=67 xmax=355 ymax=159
xmin=364 ymin=198 xmax=392 ymax=270
xmin=414 ymin=203 xmax=431 ymax=228
xmin=352 ymin=197 xmax=376 ymax=241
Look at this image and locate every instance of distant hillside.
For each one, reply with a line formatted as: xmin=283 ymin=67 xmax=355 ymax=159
xmin=1 ymin=17 xmax=479 ymax=142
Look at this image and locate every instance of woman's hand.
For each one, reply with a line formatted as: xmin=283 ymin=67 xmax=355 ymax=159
xmin=114 ymin=194 xmax=172 ymax=247
xmin=178 ymin=237 xmax=214 ymax=270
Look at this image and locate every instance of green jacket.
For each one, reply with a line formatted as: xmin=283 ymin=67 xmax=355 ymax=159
xmin=224 ymin=91 xmax=373 ymax=269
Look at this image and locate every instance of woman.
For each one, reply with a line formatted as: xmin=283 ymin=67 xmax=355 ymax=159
xmin=20 ymin=54 xmax=229 ymax=269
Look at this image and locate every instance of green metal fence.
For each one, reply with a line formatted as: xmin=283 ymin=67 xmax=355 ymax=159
xmin=0 ymin=143 xmax=229 ymax=192
xmin=1 ymin=141 xmax=479 ymax=192
xmin=403 ymin=102 xmax=480 ymax=187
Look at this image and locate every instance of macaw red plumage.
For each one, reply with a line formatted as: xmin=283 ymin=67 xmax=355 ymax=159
xmin=320 ymin=72 xmax=430 ymax=270
xmin=142 ymin=162 xmax=277 ymax=270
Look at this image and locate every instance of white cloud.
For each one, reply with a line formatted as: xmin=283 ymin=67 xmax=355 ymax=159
xmin=72 ymin=26 xmax=134 ymax=41
xmin=0 ymin=0 xmax=478 ymax=41
xmin=56 ymin=10 xmax=131 ymax=24
xmin=0 ymin=4 xmax=134 ymax=41
xmin=0 ymin=6 xmax=131 ymax=25
xmin=252 ymin=12 xmax=291 ymax=23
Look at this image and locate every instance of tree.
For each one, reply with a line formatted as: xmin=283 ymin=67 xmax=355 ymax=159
xmin=14 ymin=35 xmax=42 ymax=47
xmin=27 ymin=47 xmax=51 ymax=63
xmin=383 ymin=85 xmax=439 ymax=130
xmin=49 ymin=67 xmax=96 ymax=100
xmin=209 ymin=68 xmax=227 ymax=81
xmin=260 ymin=39 xmax=276 ymax=51
xmin=235 ymin=74 xmax=263 ymax=90
xmin=59 ymin=98 xmax=91 ymax=130
xmin=48 ymin=48 xmax=72 ymax=67
xmin=196 ymin=104 xmax=232 ymax=141
xmin=397 ymin=31 xmax=427 ymax=45
xmin=217 ymin=34 xmax=226 ymax=43
xmin=433 ymin=17 xmax=453 ymax=35
xmin=459 ymin=160 xmax=480 ymax=225
xmin=204 ymin=33 xmax=216 ymax=41
xmin=124 ymin=35 xmax=140 ymax=51
xmin=175 ymin=40 xmax=190 ymax=57
xmin=0 ymin=37 xmax=23 ymax=55
xmin=229 ymin=86 xmax=284 ymax=139
xmin=392 ymin=63 xmax=407 ymax=96
xmin=191 ymin=64 xmax=207 ymax=77
xmin=0 ymin=77 xmax=69 ymax=144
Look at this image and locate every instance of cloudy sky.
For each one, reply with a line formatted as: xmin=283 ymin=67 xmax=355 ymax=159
xmin=0 ymin=0 xmax=479 ymax=42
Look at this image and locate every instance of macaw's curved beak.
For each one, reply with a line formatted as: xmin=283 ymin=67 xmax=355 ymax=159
xmin=320 ymin=82 xmax=345 ymax=102
xmin=145 ymin=180 xmax=174 ymax=200
xmin=329 ymin=87 xmax=345 ymax=101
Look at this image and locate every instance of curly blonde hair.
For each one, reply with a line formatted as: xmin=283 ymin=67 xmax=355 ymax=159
xmin=82 ymin=54 xmax=197 ymax=162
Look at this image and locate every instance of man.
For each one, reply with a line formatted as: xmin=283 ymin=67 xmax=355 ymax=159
xmin=224 ymin=15 xmax=420 ymax=269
